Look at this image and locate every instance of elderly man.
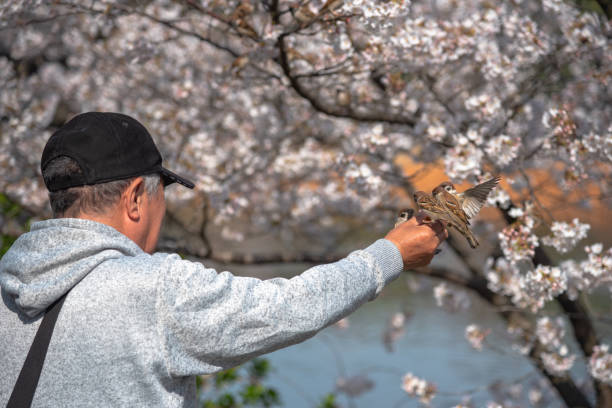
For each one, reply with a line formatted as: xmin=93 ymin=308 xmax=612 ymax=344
xmin=0 ymin=112 xmax=446 ymax=407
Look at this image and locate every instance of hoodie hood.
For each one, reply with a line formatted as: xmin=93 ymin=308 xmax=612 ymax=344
xmin=0 ymin=218 xmax=143 ymax=317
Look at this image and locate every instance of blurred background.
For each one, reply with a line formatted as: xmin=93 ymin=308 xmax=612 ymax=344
xmin=1 ymin=0 xmax=611 ymax=407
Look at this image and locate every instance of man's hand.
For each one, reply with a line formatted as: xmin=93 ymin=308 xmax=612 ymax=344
xmin=385 ymin=215 xmax=448 ymax=269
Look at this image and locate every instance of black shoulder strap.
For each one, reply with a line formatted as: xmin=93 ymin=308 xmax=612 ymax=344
xmin=7 ymin=294 xmax=68 ymax=408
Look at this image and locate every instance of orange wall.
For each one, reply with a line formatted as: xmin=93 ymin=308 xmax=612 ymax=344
xmin=394 ymin=154 xmax=612 ymax=242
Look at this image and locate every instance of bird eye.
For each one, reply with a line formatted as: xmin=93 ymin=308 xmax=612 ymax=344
xmin=445 ymin=186 xmax=452 ymax=192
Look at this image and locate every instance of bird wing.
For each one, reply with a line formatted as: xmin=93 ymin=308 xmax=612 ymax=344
xmin=418 ymin=194 xmax=462 ymax=228
xmin=417 ymin=195 xmax=445 ymax=214
xmin=459 ymin=176 xmax=500 ymax=219
xmin=440 ymin=190 xmax=470 ymax=225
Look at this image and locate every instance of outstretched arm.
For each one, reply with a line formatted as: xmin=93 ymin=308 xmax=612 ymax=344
xmin=156 ymin=218 xmax=446 ymax=376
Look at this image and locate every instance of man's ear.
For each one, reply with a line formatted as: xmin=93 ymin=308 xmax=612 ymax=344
xmin=123 ymin=177 xmax=146 ymax=222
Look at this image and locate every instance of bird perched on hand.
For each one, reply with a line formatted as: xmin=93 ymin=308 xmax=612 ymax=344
xmin=394 ymin=206 xmax=442 ymax=254
xmin=431 ymin=176 xmax=501 ymax=248
xmin=394 ymin=208 xmax=414 ymax=227
xmin=435 ymin=176 xmax=501 ymax=220
xmin=413 ymin=191 xmax=456 ymax=224
xmin=414 ymin=190 xmax=480 ymax=248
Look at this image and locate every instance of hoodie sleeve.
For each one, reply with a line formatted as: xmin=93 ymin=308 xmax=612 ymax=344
xmin=155 ymin=239 xmax=403 ymax=377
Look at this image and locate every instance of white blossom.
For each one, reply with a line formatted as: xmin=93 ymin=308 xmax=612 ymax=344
xmin=487 ymin=187 xmax=511 ymax=209
xmin=541 ymin=349 xmax=576 ymax=376
xmin=590 ymin=345 xmax=612 ymax=385
xmin=445 ymin=135 xmax=483 ymax=181
xmin=465 ymin=94 xmax=502 ymax=120
xmin=401 ymin=373 xmax=436 ymax=404
xmin=465 ymin=324 xmax=489 ymax=351
xmin=433 ymin=282 xmax=471 ymax=312
xmin=485 ymin=135 xmax=520 ymax=166
xmin=520 ymin=265 xmax=567 ymax=310
xmin=542 ymin=218 xmax=590 ymax=253
xmin=536 ymin=317 xmax=566 ymax=350
xmin=499 ymin=220 xmax=539 ymax=264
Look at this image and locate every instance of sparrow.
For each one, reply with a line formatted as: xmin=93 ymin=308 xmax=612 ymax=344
xmin=415 ymin=190 xmax=479 ymax=249
xmin=432 ymin=185 xmax=470 ymax=226
xmin=436 ymin=176 xmax=501 ymax=220
xmin=431 ymin=176 xmax=501 ymax=248
xmin=394 ymin=208 xmax=414 ymax=227
xmin=413 ymin=191 xmax=456 ymax=225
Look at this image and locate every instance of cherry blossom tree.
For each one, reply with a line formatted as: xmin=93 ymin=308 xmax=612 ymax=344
xmin=1 ymin=0 xmax=611 ymax=406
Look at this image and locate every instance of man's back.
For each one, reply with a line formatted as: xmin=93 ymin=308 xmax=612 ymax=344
xmin=0 ymin=218 xmax=195 ymax=407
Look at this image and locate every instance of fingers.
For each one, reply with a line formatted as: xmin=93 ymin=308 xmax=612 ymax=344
xmin=394 ymin=216 xmax=448 ymax=244
xmin=428 ymin=220 xmax=449 ymax=244
xmin=429 ymin=220 xmax=444 ymax=234
xmin=385 ymin=214 xmax=448 ymax=268
xmin=414 ymin=211 xmax=431 ymax=224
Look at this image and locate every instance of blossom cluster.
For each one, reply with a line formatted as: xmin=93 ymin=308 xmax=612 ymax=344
xmin=506 ymin=320 xmax=534 ymax=356
xmin=562 ymin=243 xmax=612 ymax=299
xmin=485 ymin=256 xmax=568 ymax=312
xmin=383 ymin=311 xmax=408 ymax=352
xmin=486 ymin=186 xmax=511 ymax=209
xmin=344 ymin=161 xmax=386 ymax=196
xmin=541 ymin=218 xmax=590 ymax=253
xmin=498 ymin=207 xmax=539 ymax=264
xmin=582 ymin=125 xmax=612 ymax=164
xmin=589 ymin=344 xmax=612 ymax=385
xmin=520 ymin=265 xmax=567 ymax=311
xmin=465 ymin=94 xmax=502 ymax=120
xmin=485 ymin=257 xmax=522 ymax=300
xmin=541 ymin=106 xmax=611 ymax=185
xmin=342 ymin=0 xmax=409 ymax=23
xmin=485 ymin=135 xmax=521 ymax=167
xmin=544 ymin=0 xmax=608 ymax=50
xmin=535 ymin=317 xmax=565 ymax=349
xmin=444 ymin=131 xmax=484 ymax=181
xmin=464 ymin=324 xmax=490 ymax=351
xmin=541 ymin=351 xmax=576 ymax=377
xmin=401 ymin=373 xmax=436 ymax=404
xmin=433 ymin=282 xmax=471 ymax=312
xmin=536 ymin=317 xmax=576 ymax=376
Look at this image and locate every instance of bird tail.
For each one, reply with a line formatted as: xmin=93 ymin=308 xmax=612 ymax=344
xmin=465 ymin=229 xmax=479 ymax=248
xmin=451 ymin=223 xmax=479 ymax=248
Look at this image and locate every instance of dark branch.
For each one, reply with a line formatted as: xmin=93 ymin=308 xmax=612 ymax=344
xmin=500 ymin=204 xmax=612 ymax=407
xmin=277 ymin=34 xmax=417 ymax=126
xmin=419 ymin=266 xmax=594 ymax=408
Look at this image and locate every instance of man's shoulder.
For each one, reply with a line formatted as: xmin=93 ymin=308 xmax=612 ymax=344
xmin=100 ymin=251 xmax=201 ymax=277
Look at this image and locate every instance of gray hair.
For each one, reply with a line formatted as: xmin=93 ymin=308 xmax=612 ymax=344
xmin=43 ymin=156 xmax=160 ymax=218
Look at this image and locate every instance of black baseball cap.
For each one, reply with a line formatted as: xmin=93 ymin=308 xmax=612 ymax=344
xmin=41 ymin=112 xmax=195 ymax=192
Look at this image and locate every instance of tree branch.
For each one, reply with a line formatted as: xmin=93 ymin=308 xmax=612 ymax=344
xmin=499 ymin=204 xmax=612 ymax=407
xmin=593 ymin=0 xmax=612 ymax=18
xmin=277 ymin=34 xmax=417 ymax=126
xmin=419 ymin=266 xmax=594 ymax=408
xmin=531 ymin=233 xmax=612 ymax=407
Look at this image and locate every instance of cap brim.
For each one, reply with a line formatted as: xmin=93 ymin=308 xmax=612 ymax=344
xmin=161 ymin=167 xmax=195 ymax=189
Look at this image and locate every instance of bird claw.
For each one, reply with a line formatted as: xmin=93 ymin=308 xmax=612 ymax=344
xmin=415 ymin=212 xmax=434 ymax=224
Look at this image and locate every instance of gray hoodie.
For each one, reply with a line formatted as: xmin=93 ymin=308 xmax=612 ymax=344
xmin=0 ymin=218 xmax=403 ymax=407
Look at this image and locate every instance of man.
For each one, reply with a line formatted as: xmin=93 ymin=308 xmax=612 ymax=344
xmin=0 ymin=112 xmax=447 ymax=407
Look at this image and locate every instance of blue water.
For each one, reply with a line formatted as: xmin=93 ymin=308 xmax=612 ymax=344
xmin=200 ymin=251 xmax=610 ymax=407
xmin=258 ymin=276 xmax=553 ymax=408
